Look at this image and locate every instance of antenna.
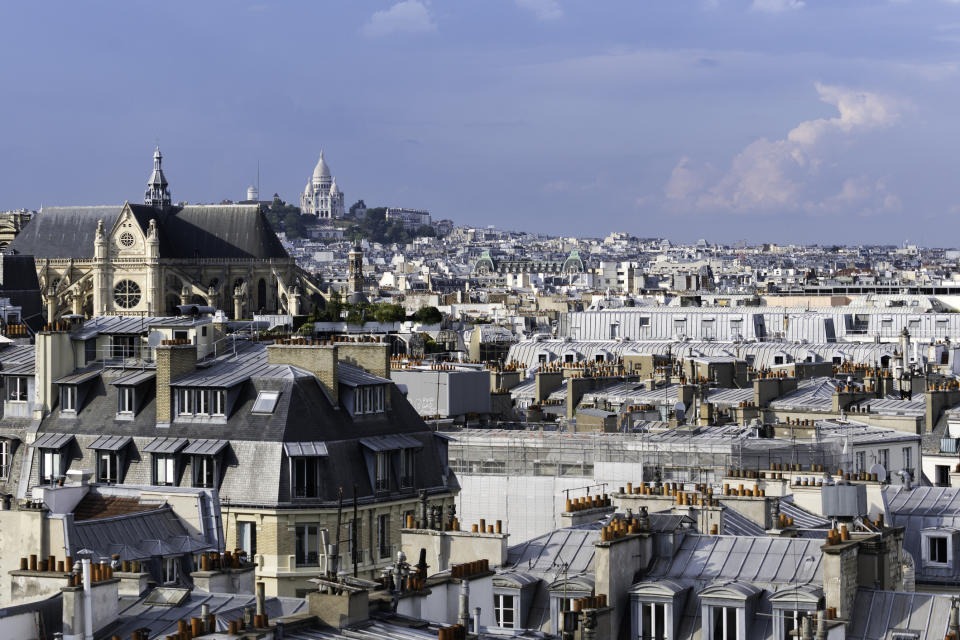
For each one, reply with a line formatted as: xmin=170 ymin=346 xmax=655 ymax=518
xmin=257 ymin=159 xmax=260 ymax=203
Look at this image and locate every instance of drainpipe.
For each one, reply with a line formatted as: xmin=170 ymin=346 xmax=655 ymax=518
xmin=81 ymin=558 xmax=93 ymax=640
xmin=458 ymin=579 xmax=470 ymax=628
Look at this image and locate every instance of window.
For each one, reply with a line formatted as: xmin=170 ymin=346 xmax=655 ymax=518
xmin=252 ymin=390 xmax=280 ymax=414
xmin=97 ymin=451 xmax=119 ymax=484
xmin=639 ymin=317 xmax=651 ymax=328
xmin=162 ymin=557 xmax=178 ymax=584
xmin=903 ymin=447 xmax=913 ymax=475
xmin=375 ymin=452 xmax=391 ymax=492
xmin=111 ymin=335 xmax=136 ymax=359
xmin=40 ymin=449 xmax=61 ymax=483
xmin=399 ymin=448 xmax=415 ymax=489
xmin=211 ymin=390 xmax=225 ymax=416
xmin=293 ymin=457 xmax=319 ymax=498
xmin=295 ymin=524 xmax=321 ymax=566
xmin=84 ymin=339 xmax=96 ymax=364
xmin=641 ymin=602 xmax=667 ymax=640
xmin=176 ymin=388 xmax=193 ymax=416
xmin=154 ymin=454 xmax=176 ymax=486
xmin=855 ymin=451 xmax=865 ymax=474
xmin=711 ymin=607 xmax=738 ymax=640
xmin=929 ymin=536 xmax=949 ymax=564
xmin=193 ymin=455 xmax=216 ymax=488
xmin=61 ymin=385 xmax=77 ymax=412
xmin=494 ymin=593 xmax=516 ymax=628
xmin=780 ymin=610 xmax=800 ymax=640
xmin=7 ymin=376 xmax=27 ymax=402
xmin=353 ymin=386 xmax=385 ymax=415
xmin=237 ymin=522 xmax=257 ymax=557
xmin=118 ymin=387 xmax=135 ymax=414
xmin=378 ymin=514 xmax=391 ymax=559
xmin=879 ymin=448 xmax=889 ymax=474
xmin=937 ymin=465 xmax=951 ymax=487
xmin=0 ymin=440 xmax=11 ymax=479
xmin=113 ymin=280 xmax=141 ymax=309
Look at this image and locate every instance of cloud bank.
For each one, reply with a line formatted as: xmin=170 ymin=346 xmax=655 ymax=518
xmin=664 ymin=83 xmax=901 ymax=216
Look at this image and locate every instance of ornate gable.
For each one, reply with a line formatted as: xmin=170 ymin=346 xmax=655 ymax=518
xmin=108 ymin=203 xmax=147 ymax=259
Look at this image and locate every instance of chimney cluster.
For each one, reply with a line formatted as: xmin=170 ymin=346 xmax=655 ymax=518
xmin=19 ymin=553 xmax=71 ymax=574
xmin=450 ymin=559 xmax=489 ymax=579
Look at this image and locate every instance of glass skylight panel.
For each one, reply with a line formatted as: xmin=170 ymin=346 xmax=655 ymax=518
xmin=251 ymin=390 xmax=280 ymax=414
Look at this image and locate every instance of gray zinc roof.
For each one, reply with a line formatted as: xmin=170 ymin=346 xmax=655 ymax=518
xmin=847 ymin=588 xmax=954 ymax=640
xmin=87 ymin=435 xmax=132 ymax=451
xmin=182 ymin=439 xmax=230 ymax=455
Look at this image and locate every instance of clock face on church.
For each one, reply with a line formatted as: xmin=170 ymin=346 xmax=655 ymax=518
xmin=118 ymin=232 xmax=135 ymax=248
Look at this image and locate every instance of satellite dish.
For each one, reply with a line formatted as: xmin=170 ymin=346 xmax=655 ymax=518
xmin=147 ymin=330 xmax=164 ymax=349
xmin=869 ymin=464 xmax=887 ymax=483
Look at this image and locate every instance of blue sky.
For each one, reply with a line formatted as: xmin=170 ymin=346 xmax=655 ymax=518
xmin=2 ymin=0 xmax=959 ymax=244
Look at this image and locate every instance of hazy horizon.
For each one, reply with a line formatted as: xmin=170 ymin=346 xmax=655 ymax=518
xmin=2 ymin=1 xmax=959 ymax=246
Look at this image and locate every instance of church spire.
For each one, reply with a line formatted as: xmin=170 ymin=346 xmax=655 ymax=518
xmin=144 ymin=147 xmax=171 ymax=208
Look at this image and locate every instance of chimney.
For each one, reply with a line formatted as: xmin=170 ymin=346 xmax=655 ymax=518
xmin=267 ymin=343 xmax=338 ymax=405
xmin=155 ymin=342 xmax=197 ymax=424
xmin=821 ymin=537 xmax=858 ymax=619
xmin=33 ymin=328 xmax=75 ymax=418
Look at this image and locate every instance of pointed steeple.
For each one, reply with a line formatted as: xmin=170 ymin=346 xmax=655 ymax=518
xmin=144 ymin=147 xmax=171 ymax=208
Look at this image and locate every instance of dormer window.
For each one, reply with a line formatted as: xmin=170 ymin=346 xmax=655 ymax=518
xmin=7 ymin=376 xmax=27 ymax=402
xmin=88 ymin=435 xmax=132 ymax=485
xmin=143 ymin=437 xmax=187 ymax=487
xmin=119 ymin=387 xmax=135 ymax=414
xmin=61 ymin=385 xmax=77 ymax=412
xmin=175 ymin=388 xmax=227 ymax=418
xmin=285 ymin=442 xmax=328 ymax=500
xmin=698 ymin=582 xmax=760 ymax=640
xmin=353 ymin=385 xmax=385 ymax=415
xmin=184 ymin=439 xmax=229 ymax=489
xmin=921 ymin=529 xmax=955 ymax=569
xmin=30 ymin=433 xmax=75 ymax=484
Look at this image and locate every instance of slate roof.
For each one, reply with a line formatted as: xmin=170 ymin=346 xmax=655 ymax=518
xmin=9 ymin=203 xmax=288 ymax=260
xmin=105 ymin=590 xmax=306 ymax=640
xmin=26 ymin=343 xmax=457 ymax=506
xmin=883 ymin=485 xmax=960 ymax=583
xmin=67 ymin=504 xmax=215 ymax=561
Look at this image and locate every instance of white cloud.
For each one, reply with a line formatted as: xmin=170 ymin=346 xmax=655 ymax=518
xmin=361 ymin=0 xmax=436 ymax=38
xmin=664 ymin=84 xmax=901 ymax=215
xmin=516 ymin=0 xmax=563 ymax=21
xmin=751 ymin=0 xmax=805 ymax=12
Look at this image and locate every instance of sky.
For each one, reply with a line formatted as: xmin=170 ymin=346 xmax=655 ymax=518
xmin=1 ymin=0 xmax=960 ymax=245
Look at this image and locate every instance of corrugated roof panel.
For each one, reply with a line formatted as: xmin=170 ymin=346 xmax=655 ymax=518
xmin=283 ymin=442 xmax=329 ymax=457
xmin=87 ymin=435 xmax=132 ymax=451
xmin=110 ymin=370 xmax=156 ymax=386
xmin=359 ymin=434 xmax=422 ymax=452
xmin=182 ymin=439 xmax=230 ymax=455
xmin=142 ymin=437 xmax=188 ymax=454
xmin=30 ymin=433 xmax=75 ymax=449
xmin=54 ymin=369 xmax=101 ymax=385
xmin=337 ymin=363 xmax=391 ymax=387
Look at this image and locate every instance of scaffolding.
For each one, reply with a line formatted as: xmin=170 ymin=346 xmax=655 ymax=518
xmin=447 ymin=426 xmax=852 ymax=487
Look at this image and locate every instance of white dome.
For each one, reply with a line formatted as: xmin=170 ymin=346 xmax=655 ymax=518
xmin=330 ymin=178 xmax=340 ymax=194
xmin=313 ymin=151 xmax=331 ymax=179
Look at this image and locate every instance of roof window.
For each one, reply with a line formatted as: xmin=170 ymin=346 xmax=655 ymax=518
xmin=252 ymin=390 xmax=280 ymax=414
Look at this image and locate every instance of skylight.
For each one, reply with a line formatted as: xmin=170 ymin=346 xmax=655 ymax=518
xmin=251 ymin=390 xmax=280 ymax=414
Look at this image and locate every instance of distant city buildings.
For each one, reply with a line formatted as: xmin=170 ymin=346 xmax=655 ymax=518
xmin=8 ymin=149 xmax=322 ymax=319
xmin=299 ymin=150 xmax=345 ymax=219
xmin=385 ymin=207 xmax=431 ymax=229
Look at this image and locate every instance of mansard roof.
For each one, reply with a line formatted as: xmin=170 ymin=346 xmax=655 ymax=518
xmin=10 ymin=203 xmax=288 ymax=260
